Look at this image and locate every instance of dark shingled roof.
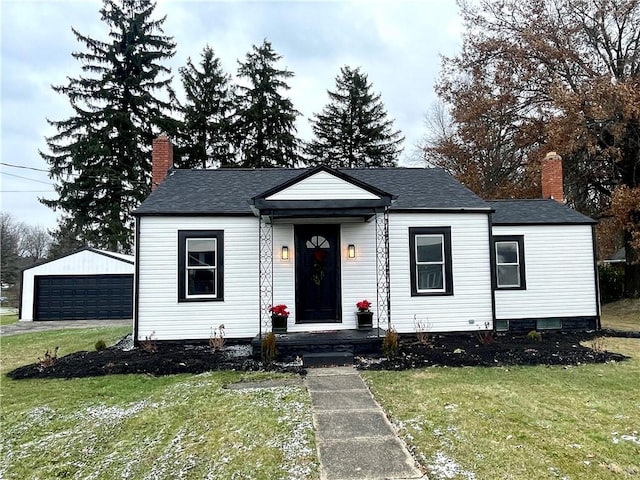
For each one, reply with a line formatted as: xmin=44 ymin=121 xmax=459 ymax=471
xmin=488 ymin=199 xmax=596 ymax=225
xmin=134 ymin=167 xmax=491 ymax=215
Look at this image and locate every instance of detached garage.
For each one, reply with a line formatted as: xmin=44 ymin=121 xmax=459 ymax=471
xmin=20 ymin=248 xmax=134 ymax=321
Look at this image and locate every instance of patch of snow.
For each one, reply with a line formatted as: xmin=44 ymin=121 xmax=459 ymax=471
xmin=224 ymin=344 xmax=252 ymax=358
xmin=548 ymin=466 xmax=570 ymax=479
xmin=612 ymin=430 xmax=640 ymax=445
xmin=27 ymin=405 xmax=54 ymax=421
xmin=113 ymin=334 xmax=134 ymax=351
xmin=148 ymin=428 xmax=197 ymax=480
xmin=428 ymin=451 xmax=476 ymax=479
xmin=83 ymin=401 xmax=156 ymax=423
xmin=355 ymin=355 xmax=384 ymax=366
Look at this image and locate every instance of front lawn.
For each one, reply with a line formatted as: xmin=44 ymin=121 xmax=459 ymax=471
xmin=363 ymin=338 xmax=640 ymax=479
xmin=0 ymin=328 xmax=318 ymax=480
xmin=0 ymin=314 xmax=18 ymax=326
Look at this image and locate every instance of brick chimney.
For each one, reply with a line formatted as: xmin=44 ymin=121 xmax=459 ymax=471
xmin=152 ymin=134 xmax=173 ymax=191
xmin=541 ymin=151 xmax=563 ymax=203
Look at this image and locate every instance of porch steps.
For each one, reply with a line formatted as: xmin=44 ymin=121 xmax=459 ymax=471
xmin=251 ymin=328 xmax=384 ymax=363
xmin=302 ymin=351 xmax=354 ymax=368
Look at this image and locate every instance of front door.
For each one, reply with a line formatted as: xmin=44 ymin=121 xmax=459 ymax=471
xmin=295 ymin=224 xmax=341 ymax=322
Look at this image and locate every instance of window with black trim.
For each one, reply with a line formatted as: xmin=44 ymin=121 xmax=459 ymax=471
xmin=409 ymin=227 xmax=453 ymax=296
xmin=178 ymin=230 xmax=224 ymax=302
xmin=494 ymin=235 xmax=525 ymax=290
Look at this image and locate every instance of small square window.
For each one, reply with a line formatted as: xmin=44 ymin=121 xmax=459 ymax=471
xmin=496 ymin=320 xmax=509 ymax=331
xmin=537 ymin=318 xmax=562 ymax=330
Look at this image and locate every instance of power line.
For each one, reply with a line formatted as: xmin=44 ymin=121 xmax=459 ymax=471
xmin=1 ymin=172 xmax=54 ymax=185
xmin=1 ymin=190 xmax=55 ymax=193
xmin=0 ymin=162 xmax=50 ymax=172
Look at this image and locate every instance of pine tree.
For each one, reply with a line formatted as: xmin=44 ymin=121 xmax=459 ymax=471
xmin=233 ymin=39 xmax=300 ymax=168
xmin=47 ymin=216 xmax=86 ymax=259
xmin=40 ymin=0 xmax=176 ymax=253
xmin=176 ymin=46 xmax=235 ymax=169
xmin=306 ymin=66 xmax=404 ymax=168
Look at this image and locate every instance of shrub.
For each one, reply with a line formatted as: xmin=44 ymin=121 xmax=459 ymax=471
xmin=477 ymin=331 xmax=495 ymax=345
xmin=37 ymin=347 xmax=59 ymax=371
xmin=527 ymin=330 xmax=542 ymax=342
xmin=94 ymin=339 xmax=107 ymax=351
xmin=140 ymin=332 xmax=157 ymax=353
xmin=382 ymin=327 xmax=399 ymax=358
xmin=414 ymin=315 xmax=432 ymax=345
xmin=590 ymin=336 xmax=607 ymax=353
xmin=598 ymin=264 xmax=625 ymax=304
xmin=261 ymin=332 xmax=278 ymax=366
xmin=209 ymin=324 xmax=226 ymax=351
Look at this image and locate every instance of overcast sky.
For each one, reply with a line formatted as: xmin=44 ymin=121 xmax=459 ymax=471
xmin=1 ymin=0 xmax=462 ymax=231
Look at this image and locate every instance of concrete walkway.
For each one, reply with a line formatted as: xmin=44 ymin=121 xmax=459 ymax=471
xmin=306 ymin=366 xmax=423 ymax=480
xmin=0 ymin=319 xmax=132 ymax=337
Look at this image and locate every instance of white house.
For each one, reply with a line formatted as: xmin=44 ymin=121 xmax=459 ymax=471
xmin=20 ymin=248 xmax=134 ymax=321
xmin=133 ymin=136 xmax=599 ymax=342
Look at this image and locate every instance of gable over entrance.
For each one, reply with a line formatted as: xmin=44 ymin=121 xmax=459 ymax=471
xmin=251 ymin=166 xmax=394 ymax=219
xmin=266 ymin=169 xmax=381 ymax=200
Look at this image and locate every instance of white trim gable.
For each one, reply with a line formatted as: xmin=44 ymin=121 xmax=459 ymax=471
xmin=265 ymin=170 xmax=381 ymax=200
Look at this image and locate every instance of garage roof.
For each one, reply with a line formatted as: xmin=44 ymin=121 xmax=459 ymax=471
xmin=22 ymin=247 xmax=134 ymax=272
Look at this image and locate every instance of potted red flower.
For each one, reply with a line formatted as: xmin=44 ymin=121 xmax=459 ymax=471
xmin=355 ymin=300 xmax=373 ymax=330
xmin=269 ymin=304 xmax=290 ymax=333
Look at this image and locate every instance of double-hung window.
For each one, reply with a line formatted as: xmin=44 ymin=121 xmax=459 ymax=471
xmin=494 ymin=235 xmax=525 ymax=289
xmin=409 ymin=227 xmax=453 ymax=296
xmin=178 ymin=230 xmax=224 ymax=301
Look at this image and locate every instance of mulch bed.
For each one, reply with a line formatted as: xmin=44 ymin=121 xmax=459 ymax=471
xmin=6 ymin=343 xmax=305 ymax=380
xmin=5 ymin=331 xmax=632 ymax=380
xmin=356 ymin=331 xmax=631 ymax=370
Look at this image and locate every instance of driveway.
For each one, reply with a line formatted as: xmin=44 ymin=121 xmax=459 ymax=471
xmin=1 ymin=319 xmax=132 ymax=337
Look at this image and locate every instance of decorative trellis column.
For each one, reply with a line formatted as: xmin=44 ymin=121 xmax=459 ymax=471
xmin=375 ymin=207 xmax=391 ymax=333
xmin=258 ymin=215 xmax=273 ymax=338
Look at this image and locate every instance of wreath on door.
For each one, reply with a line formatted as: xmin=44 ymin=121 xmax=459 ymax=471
xmin=306 ymin=235 xmax=330 ymax=287
xmin=312 ymin=249 xmax=326 ymax=286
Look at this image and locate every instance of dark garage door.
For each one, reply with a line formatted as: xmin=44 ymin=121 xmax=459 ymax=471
xmin=34 ymin=274 xmax=133 ymax=321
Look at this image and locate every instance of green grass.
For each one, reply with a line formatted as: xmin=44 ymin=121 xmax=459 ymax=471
xmin=1 ymin=327 xmax=318 ymax=480
xmin=0 ymin=314 xmax=18 ymax=326
xmin=363 ymin=338 xmax=640 ymax=480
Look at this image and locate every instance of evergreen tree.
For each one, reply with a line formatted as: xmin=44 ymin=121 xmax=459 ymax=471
xmin=233 ymin=39 xmax=300 ymax=168
xmin=47 ymin=216 xmax=86 ymax=259
xmin=40 ymin=0 xmax=176 ymax=253
xmin=306 ymin=66 xmax=404 ymax=168
xmin=176 ymin=46 xmax=235 ymax=169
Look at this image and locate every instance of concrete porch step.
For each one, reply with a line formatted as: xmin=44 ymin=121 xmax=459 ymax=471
xmin=303 ymin=351 xmax=354 ymax=368
xmin=251 ymin=328 xmax=384 ymax=361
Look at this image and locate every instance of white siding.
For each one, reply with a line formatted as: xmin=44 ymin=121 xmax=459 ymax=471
xmin=493 ymin=225 xmax=597 ymax=319
xmin=339 ymin=222 xmax=378 ymax=329
xmin=20 ymin=250 xmax=134 ymax=321
xmin=388 ymin=213 xmax=493 ymax=333
xmin=266 ymin=171 xmax=380 ymax=200
xmin=138 ymin=213 xmax=496 ymax=339
xmin=137 ymin=216 xmax=260 ymax=340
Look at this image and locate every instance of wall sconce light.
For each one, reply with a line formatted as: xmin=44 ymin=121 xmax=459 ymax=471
xmin=347 ymin=244 xmax=356 ymax=259
xmin=281 ymin=246 xmax=289 ymax=260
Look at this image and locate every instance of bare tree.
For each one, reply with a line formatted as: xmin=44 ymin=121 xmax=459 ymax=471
xmin=22 ymin=225 xmax=51 ymax=262
xmin=427 ymin=0 xmax=640 ymax=296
